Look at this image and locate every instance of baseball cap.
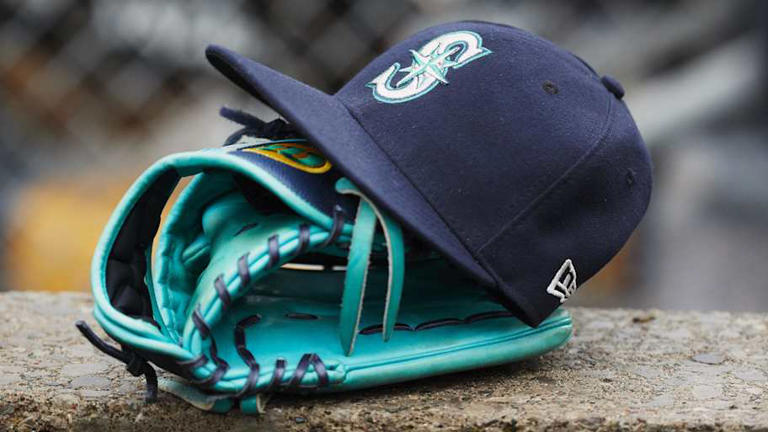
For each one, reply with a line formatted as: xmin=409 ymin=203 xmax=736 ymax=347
xmin=205 ymin=20 xmax=652 ymax=327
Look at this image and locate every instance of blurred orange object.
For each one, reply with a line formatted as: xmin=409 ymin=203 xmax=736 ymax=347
xmin=4 ymin=172 xmax=189 ymax=292
xmin=4 ymin=174 xmax=131 ymax=291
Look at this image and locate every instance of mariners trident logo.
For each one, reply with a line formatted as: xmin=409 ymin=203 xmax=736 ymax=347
xmin=367 ymin=31 xmax=492 ymax=104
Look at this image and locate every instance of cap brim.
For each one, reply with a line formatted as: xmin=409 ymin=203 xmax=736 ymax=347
xmin=206 ymin=45 xmax=493 ymax=285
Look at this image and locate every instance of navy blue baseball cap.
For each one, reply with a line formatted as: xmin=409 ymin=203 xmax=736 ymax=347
xmin=206 ymin=20 xmax=652 ymax=327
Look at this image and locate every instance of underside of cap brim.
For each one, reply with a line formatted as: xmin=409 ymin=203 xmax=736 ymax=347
xmin=205 ymin=45 xmax=494 ymax=287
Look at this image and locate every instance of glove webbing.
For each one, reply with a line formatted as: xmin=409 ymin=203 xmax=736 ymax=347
xmin=186 ymin=179 xmax=405 ymax=391
xmin=185 ymin=206 xmax=347 ymax=394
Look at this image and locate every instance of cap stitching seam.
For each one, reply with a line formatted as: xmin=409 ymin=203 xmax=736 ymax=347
xmin=476 ymin=96 xmax=617 ymax=325
xmin=336 ymin=102 xmax=488 ymax=274
xmin=478 ymin=95 xmax=616 ymax=255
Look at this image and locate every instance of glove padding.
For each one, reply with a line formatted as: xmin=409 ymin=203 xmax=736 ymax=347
xmin=82 ymin=135 xmax=572 ymax=414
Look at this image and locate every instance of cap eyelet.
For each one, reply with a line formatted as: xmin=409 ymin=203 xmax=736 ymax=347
xmin=626 ymin=169 xmax=636 ymax=187
xmin=542 ymin=81 xmax=559 ymax=95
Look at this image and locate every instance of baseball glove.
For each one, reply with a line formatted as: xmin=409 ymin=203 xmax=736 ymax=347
xmin=77 ymin=108 xmax=572 ymax=414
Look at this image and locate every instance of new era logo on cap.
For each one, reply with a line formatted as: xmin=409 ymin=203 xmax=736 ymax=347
xmin=546 ymin=259 xmax=578 ymax=303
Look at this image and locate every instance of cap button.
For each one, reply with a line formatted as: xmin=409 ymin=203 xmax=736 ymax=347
xmin=600 ymin=75 xmax=624 ymax=99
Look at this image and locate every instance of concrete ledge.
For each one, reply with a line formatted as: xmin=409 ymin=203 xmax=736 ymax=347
xmin=0 ymin=292 xmax=766 ymax=431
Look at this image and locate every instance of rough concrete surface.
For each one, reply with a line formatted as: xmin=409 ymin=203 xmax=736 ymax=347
xmin=0 ymin=292 xmax=766 ymax=431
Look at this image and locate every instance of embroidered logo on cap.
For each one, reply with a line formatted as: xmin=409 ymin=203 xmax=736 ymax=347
xmin=546 ymin=259 xmax=578 ymax=303
xmin=367 ymin=31 xmax=492 ymax=104
xmin=242 ymin=140 xmax=332 ymax=174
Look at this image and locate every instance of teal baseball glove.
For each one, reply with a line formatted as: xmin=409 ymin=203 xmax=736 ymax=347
xmin=77 ymin=109 xmax=572 ymax=414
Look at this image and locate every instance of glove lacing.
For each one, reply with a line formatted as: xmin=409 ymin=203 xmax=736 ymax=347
xmin=75 ymin=109 xmax=405 ymax=410
xmin=75 ymin=320 xmax=159 ymax=402
xmin=220 ymin=107 xmax=298 ymax=143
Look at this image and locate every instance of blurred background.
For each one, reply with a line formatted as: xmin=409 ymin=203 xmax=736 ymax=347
xmin=0 ymin=0 xmax=766 ymax=311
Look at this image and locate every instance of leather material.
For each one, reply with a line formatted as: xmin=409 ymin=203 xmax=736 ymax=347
xmin=88 ymin=146 xmax=572 ymax=413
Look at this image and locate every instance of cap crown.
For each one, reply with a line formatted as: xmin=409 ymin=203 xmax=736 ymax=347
xmin=204 ymin=21 xmax=652 ymax=326
xmin=335 ymin=21 xmax=651 ymax=323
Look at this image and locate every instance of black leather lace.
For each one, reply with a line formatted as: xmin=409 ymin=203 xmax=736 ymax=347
xmin=75 ymin=321 xmax=158 ymax=402
xmin=220 ymin=107 xmax=299 ymax=144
